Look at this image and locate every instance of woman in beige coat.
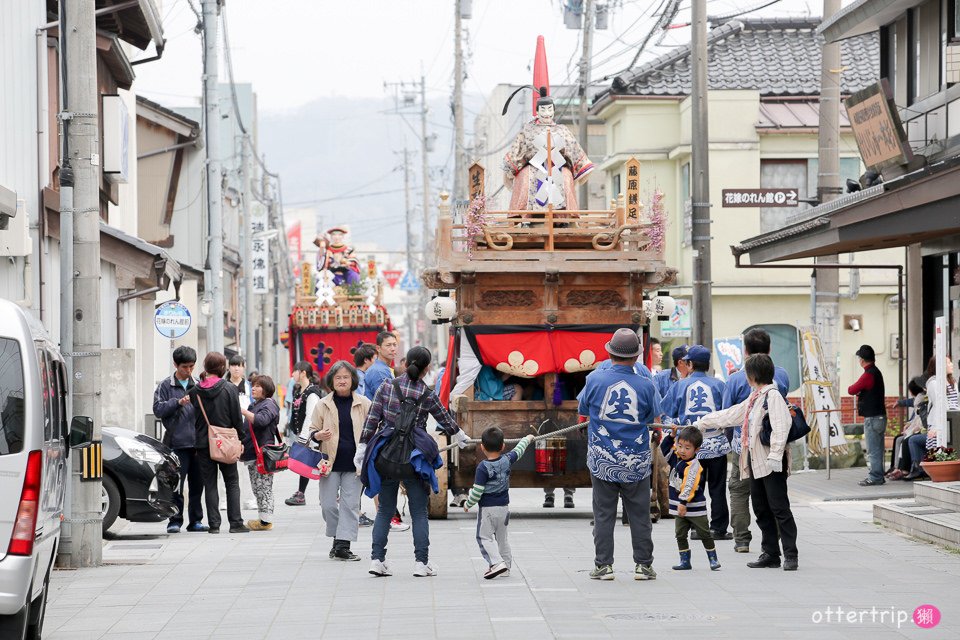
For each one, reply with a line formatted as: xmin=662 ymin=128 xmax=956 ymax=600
xmin=693 ymin=354 xmax=799 ymax=571
xmin=308 ymin=360 xmax=371 ymax=561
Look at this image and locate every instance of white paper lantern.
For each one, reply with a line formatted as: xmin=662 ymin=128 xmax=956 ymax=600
xmin=652 ymin=293 xmax=676 ymax=319
xmin=424 ymin=296 xmax=457 ymax=323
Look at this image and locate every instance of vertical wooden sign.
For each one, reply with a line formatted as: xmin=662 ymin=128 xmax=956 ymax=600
xmin=469 ymin=162 xmax=485 ymax=202
xmin=625 ymin=158 xmax=641 ymax=221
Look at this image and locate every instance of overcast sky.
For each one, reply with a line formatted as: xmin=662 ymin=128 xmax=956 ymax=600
xmin=136 ymin=0 xmax=828 ymax=113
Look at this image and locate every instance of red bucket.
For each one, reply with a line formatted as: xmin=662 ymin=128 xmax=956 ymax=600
xmin=535 ymin=437 xmax=567 ymax=476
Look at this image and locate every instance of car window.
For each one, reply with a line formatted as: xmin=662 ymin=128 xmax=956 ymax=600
xmin=38 ymin=350 xmax=52 ymax=440
xmin=53 ymin=360 xmax=68 ymax=442
xmin=0 ymin=338 xmax=26 ymax=455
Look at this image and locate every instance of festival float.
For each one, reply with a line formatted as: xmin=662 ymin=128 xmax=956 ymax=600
xmin=421 ymin=36 xmax=676 ymax=518
xmin=285 ymin=226 xmax=392 ymax=376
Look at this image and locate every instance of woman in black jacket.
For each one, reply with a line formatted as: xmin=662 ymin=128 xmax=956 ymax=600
xmin=241 ymin=375 xmax=281 ymax=531
xmin=189 ymin=351 xmax=248 ymax=534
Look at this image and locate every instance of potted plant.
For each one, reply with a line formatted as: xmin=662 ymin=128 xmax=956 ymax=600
xmin=920 ymin=447 xmax=960 ymax=482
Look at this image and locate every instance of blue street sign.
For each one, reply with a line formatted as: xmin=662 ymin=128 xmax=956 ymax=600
xmin=154 ymin=301 xmax=192 ymax=339
xmin=399 ymin=271 xmax=420 ymax=292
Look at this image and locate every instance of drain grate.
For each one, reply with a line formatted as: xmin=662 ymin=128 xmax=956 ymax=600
xmin=605 ymin=612 xmax=718 ymax=622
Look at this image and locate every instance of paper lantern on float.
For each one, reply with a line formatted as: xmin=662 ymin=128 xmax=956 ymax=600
xmin=425 ymin=295 xmax=457 ymax=324
xmin=652 ymin=291 xmax=676 ymax=321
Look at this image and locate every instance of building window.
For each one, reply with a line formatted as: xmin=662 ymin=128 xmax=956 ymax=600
xmin=759 ymin=158 xmax=862 ymax=233
xmin=744 ymin=324 xmax=800 ymax=394
xmin=907 ymin=0 xmax=943 ymax=105
xmin=612 ymin=173 xmax=621 ymax=199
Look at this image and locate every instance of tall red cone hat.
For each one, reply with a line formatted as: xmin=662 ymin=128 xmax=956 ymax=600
xmin=532 ymin=35 xmax=550 ymax=115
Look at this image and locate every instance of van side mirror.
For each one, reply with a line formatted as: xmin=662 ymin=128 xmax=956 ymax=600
xmin=69 ymin=416 xmax=94 ymax=448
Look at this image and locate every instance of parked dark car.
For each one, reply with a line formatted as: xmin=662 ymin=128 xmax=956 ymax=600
xmin=101 ymin=427 xmax=179 ymax=533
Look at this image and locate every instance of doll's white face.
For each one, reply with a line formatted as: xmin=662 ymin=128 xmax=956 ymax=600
xmin=329 ymin=231 xmax=345 ymax=245
xmin=537 ymin=102 xmax=555 ymax=123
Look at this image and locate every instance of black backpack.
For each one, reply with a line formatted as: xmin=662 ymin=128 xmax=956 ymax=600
xmin=374 ymin=380 xmax=429 ymax=480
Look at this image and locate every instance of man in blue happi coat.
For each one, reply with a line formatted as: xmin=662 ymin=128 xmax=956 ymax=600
xmin=662 ymin=345 xmax=730 ymax=540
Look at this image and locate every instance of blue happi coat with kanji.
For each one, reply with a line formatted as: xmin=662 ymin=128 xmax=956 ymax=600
xmin=663 ymin=371 xmax=728 ymax=459
xmin=578 ymin=364 xmax=662 ymax=483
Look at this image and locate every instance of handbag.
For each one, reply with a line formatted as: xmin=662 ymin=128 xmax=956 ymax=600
xmin=197 ymin=396 xmax=244 ymax=464
xmin=286 ymin=439 xmax=331 ymax=480
xmin=248 ymin=412 xmax=289 ymax=474
xmin=759 ymin=396 xmax=811 ymax=446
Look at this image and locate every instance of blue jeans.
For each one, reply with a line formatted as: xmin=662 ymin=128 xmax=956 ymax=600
xmin=170 ymin=447 xmax=204 ymax=527
xmin=863 ymin=416 xmax=887 ymax=482
xmin=371 ymin=478 xmax=430 ymax=563
xmin=907 ymin=433 xmax=928 ymax=473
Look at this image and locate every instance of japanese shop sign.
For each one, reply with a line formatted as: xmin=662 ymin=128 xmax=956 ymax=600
xmin=625 ymin=158 xmax=641 ymax=219
xmin=722 ymin=188 xmax=798 ymax=207
xmin=469 ymin=163 xmax=485 ymax=202
xmin=800 ymin=328 xmax=846 ymax=449
xmin=154 ymin=301 xmax=192 ymax=339
xmin=844 ymin=78 xmax=912 ymax=171
xmin=251 ymin=204 xmax=270 ymax=294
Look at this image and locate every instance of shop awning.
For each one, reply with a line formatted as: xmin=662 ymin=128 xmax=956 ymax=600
xmin=733 ymin=157 xmax=960 ymax=264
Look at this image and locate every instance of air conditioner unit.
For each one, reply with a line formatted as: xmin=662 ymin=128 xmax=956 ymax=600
xmin=0 ymin=187 xmax=30 ymax=257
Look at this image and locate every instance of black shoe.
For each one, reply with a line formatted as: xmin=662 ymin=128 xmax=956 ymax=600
xmin=711 ymin=530 xmax=734 ymax=540
xmin=747 ymin=553 xmax=781 ymax=569
xmin=903 ymin=471 xmax=927 ymax=481
xmin=208 ymin=528 xmax=220 ymax=534
xmin=783 ymin=558 xmax=799 ymax=571
xmin=543 ymin=495 xmax=555 ymax=508
xmin=334 ymin=547 xmax=361 ymax=562
xmin=329 ymin=545 xmax=337 ymax=559
xmin=229 ymin=524 xmax=250 ymax=534
xmin=858 ymin=478 xmax=885 ymax=486
xmin=564 ymin=496 xmax=575 ymax=508
xmin=690 ymin=529 xmax=701 ymax=540
xmin=660 ymin=513 xmax=675 ymax=520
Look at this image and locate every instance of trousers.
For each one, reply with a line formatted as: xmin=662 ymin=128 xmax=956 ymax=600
xmin=170 ymin=447 xmax=204 ymax=527
xmin=246 ymin=463 xmax=274 ymax=522
xmin=863 ymin=415 xmax=887 ymax=482
xmin=318 ymin=471 xmax=362 ymax=542
xmin=728 ymin=451 xmax=752 ymax=546
xmin=591 ymin=474 xmax=653 ymax=567
xmin=372 ymin=478 xmax=430 ymax=563
xmin=750 ymin=467 xmax=798 ymax=560
xmin=476 ymin=505 xmax=512 ymax=568
xmin=699 ymin=455 xmax=729 ymax=534
xmin=675 ymin=515 xmax=715 ymax=551
xmin=197 ymin=451 xmax=242 ymax=530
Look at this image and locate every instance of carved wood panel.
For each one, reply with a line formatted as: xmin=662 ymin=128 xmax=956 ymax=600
xmin=564 ymin=290 xmax=626 ymax=308
xmin=478 ymin=289 xmax=537 ymax=309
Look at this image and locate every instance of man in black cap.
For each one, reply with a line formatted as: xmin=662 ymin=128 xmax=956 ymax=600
xmin=848 ymin=345 xmax=887 ymax=486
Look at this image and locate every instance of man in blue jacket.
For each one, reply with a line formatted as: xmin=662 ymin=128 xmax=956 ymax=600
xmin=654 ymin=345 xmax=690 ymax=398
xmin=663 ymin=345 xmax=729 ymax=539
xmin=363 ymin=331 xmax=399 ymax=401
xmin=721 ymin=328 xmax=790 ymax=553
xmin=580 ymin=329 xmax=661 ymax=581
xmin=153 ymin=346 xmax=207 ymax=533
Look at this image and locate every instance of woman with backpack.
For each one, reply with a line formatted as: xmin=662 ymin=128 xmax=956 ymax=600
xmin=357 ymin=346 xmax=469 ymax=577
xmin=240 ymin=375 xmax=281 ymax=531
xmin=284 ymin=361 xmax=325 ymax=506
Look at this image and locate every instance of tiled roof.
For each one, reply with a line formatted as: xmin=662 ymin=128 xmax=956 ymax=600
xmin=607 ymin=17 xmax=879 ymax=98
xmin=757 ymin=100 xmax=852 ymax=128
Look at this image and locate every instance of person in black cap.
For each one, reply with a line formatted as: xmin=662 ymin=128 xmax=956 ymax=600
xmin=848 ymin=345 xmax=887 ymax=486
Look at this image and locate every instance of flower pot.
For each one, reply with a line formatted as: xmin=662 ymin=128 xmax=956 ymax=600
xmin=884 ymin=436 xmax=895 ymax=450
xmin=919 ymin=460 xmax=960 ymax=482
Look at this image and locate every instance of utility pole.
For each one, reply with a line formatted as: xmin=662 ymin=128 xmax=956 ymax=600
xmin=815 ymin=0 xmax=843 ymax=385
xmin=577 ymin=0 xmax=595 ymax=208
xmin=419 ymin=73 xmax=434 ymax=354
xmin=241 ymin=135 xmax=256 ymax=365
xmin=63 ymin=0 xmax=102 ymax=567
xmin=452 ymin=0 xmax=466 ymax=202
xmin=402 ymin=148 xmax=416 ymax=349
xmin=203 ymin=0 xmax=225 ymax=353
xmin=690 ymin=0 xmax=713 ymax=349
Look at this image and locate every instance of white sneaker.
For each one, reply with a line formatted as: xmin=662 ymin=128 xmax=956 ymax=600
xmin=369 ymin=559 xmax=392 ymax=577
xmin=484 ymin=562 xmax=509 ymax=579
xmin=413 ymin=561 xmax=437 ymax=577
xmin=390 ymin=517 xmax=411 ymax=532
xmin=501 ymin=569 xmax=510 ymax=577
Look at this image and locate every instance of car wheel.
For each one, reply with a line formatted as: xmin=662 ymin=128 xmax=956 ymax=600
xmin=102 ymin=475 xmax=121 ymax=533
xmin=25 ymin=568 xmax=49 ymax=640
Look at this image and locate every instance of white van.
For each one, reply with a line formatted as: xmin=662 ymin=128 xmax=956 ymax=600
xmin=0 ymin=299 xmax=70 ymax=639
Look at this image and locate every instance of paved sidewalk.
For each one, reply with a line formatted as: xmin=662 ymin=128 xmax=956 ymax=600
xmin=46 ymin=468 xmax=959 ymax=640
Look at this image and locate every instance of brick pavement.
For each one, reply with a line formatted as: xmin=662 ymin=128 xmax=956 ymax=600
xmin=45 ymin=468 xmax=960 ymax=639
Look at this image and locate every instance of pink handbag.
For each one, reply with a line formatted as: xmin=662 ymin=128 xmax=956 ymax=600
xmin=197 ymin=396 xmax=243 ymax=464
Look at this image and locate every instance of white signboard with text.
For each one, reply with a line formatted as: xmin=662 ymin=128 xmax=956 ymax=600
xmin=251 ymin=204 xmax=269 ymax=294
xmin=800 ymin=328 xmax=846 ymax=449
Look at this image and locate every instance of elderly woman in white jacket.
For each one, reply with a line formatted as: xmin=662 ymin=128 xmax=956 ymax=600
xmin=693 ymin=354 xmax=799 ymax=572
